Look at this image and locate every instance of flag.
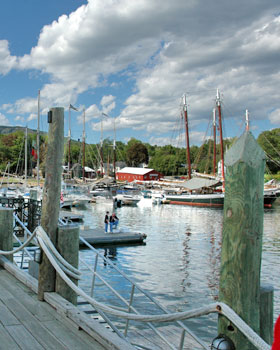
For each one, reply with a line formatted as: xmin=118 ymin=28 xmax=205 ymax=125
xmin=69 ymin=104 xmax=78 ymax=111
xmin=31 ymin=140 xmax=38 ymax=160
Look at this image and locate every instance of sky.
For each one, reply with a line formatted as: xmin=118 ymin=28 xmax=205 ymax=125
xmin=0 ymin=0 xmax=279 ymax=147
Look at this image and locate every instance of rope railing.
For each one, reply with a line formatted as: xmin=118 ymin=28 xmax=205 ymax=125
xmin=0 ymin=220 xmax=271 ymax=350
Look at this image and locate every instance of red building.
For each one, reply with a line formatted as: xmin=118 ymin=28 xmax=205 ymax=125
xmin=116 ymin=167 xmax=163 ymax=182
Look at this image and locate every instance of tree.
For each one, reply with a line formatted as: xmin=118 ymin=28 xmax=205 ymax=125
xmin=126 ymin=142 xmax=149 ymax=167
xmin=257 ymin=128 xmax=280 ymax=174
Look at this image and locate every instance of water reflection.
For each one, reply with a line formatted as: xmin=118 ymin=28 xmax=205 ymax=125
xmin=103 ymin=246 xmax=117 ymax=266
xmin=77 ymin=199 xmax=280 ymax=337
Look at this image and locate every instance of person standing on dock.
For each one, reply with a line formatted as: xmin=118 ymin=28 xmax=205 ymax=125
xmin=104 ymin=211 xmax=109 ymax=233
xmin=109 ymin=213 xmax=119 ymax=232
xmin=112 ymin=213 xmax=119 ymax=230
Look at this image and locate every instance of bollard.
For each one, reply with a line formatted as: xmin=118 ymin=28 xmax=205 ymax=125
xmin=56 ymin=225 xmax=80 ymax=305
xmin=0 ymin=208 xmax=14 ymax=262
xmin=38 ymin=107 xmax=64 ymax=300
xmin=218 ymin=132 xmax=269 ymax=349
xmin=260 ymin=284 xmax=274 ymax=344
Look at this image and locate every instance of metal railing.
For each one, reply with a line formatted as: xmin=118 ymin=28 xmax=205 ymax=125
xmin=8 ymin=214 xmax=270 ymax=350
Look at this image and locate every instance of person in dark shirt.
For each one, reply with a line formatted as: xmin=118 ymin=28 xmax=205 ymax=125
xmin=104 ymin=211 xmax=109 ymax=233
xmin=109 ymin=212 xmax=119 ymax=232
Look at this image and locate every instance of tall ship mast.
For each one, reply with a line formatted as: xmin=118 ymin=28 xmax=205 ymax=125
xmin=216 ymin=89 xmax=225 ymax=191
xmin=183 ymin=94 xmax=192 ymax=180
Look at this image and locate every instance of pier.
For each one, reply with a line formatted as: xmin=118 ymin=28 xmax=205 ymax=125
xmin=80 ymin=227 xmax=146 ymax=246
xmin=0 ymin=108 xmax=276 ymax=350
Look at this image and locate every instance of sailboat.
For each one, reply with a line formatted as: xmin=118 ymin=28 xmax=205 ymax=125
xmin=165 ymin=96 xmax=279 ymax=208
xmin=164 ymin=91 xmax=225 ymax=208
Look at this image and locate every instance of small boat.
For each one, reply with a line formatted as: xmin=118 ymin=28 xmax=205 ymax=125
xmin=113 ymin=194 xmax=141 ymax=206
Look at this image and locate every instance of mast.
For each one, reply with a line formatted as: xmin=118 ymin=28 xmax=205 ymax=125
xmin=245 ymin=109 xmax=249 ymax=131
xmin=37 ymin=90 xmax=40 ymax=188
xmin=25 ymin=127 xmax=28 ymax=188
xmin=216 ymin=89 xmax=225 ymax=191
xmin=100 ymin=117 xmax=104 ymax=177
xmin=113 ymin=117 xmax=116 ymax=181
xmin=82 ymin=108 xmax=86 ymax=181
xmin=183 ymin=94 xmax=192 ymax=180
xmin=68 ymin=106 xmax=71 ymax=175
xmin=213 ymin=108 xmax=216 ymax=177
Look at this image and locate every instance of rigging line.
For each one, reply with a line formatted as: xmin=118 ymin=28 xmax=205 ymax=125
xmin=262 ymin=133 xmax=280 ymax=158
xmin=193 ymin=112 xmax=212 ymax=170
xmin=15 ymin=135 xmax=24 ymax=176
xmin=87 ymin=144 xmax=97 ymax=171
xmin=265 ymin=152 xmax=280 ymax=167
xmin=220 ymin=101 xmax=244 ymax=139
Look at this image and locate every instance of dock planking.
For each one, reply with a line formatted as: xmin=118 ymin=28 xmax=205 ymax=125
xmin=80 ymin=227 xmax=147 ymax=246
xmin=0 ymin=267 xmax=106 ymax=350
xmin=128 ymin=325 xmax=205 ymax=350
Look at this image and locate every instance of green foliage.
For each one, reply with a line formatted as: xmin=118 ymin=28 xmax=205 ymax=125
xmin=257 ymin=128 xmax=280 ymax=174
xmin=1 ymin=128 xmax=279 ymax=177
xmin=126 ymin=141 xmax=149 ymax=166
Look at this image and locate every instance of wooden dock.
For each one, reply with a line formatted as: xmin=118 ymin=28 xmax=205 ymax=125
xmin=0 ymin=257 xmax=135 ymax=350
xmin=128 ymin=325 xmax=204 ymax=350
xmin=80 ymin=227 xmax=147 ymax=246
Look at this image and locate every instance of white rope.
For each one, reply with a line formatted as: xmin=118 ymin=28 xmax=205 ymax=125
xmin=37 ymin=228 xmax=271 ymax=350
xmin=36 ymin=226 xmax=80 ymax=276
xmin=0 ymin=229 xmax=37 ymax=255
xmin=0 ymin=222 xmax=270 ymax=350
xmin=218 ymin=303 xmax=270 ymax=350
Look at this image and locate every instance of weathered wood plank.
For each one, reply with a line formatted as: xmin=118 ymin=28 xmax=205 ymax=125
xmin=0 ymin=301 xmax=21 ymax=326
xmin=0 ymin=270 xmax=54 ymax=322
xmin=0 ymin=271 xmax=102 ymax=350
xmin=5 ymin=324 xmax=44 ymax=350
xmin=43 ymin=319 xmax=105 ymax=350
xmin=0 ymin=255 xmax=38 ymax=294
xmin=45 ymin=292 xmax=135 ymax=350
xmin=128 ymin=325 xmax=204 ymax=350
xmin=0 ymin=324 xmax=21 ymax=350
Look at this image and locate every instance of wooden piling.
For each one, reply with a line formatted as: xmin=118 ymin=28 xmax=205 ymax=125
xmin=260 ymin=284 xmax=274 ymax=344
xmin=218 ymin=131 xmax=268 ymax=349
xmin=28 ymin=190 xmax=38 ymax=233
xmin=38 ymin=107 xmax=64 ymax=300
xmin=0 ymin=208 xmax=14 ymax=262
xmin=56 ymin=225 xmax=80 ymax=305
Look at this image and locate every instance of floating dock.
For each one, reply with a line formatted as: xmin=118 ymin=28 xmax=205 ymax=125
xmin=59 ymin=210 xmax=84 ymax=222
xmin=80 ymin=227 xmax=147 ymax=246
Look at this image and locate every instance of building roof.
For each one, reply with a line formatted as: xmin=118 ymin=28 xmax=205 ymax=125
xmin=117 ymin=167 xmax=155 ymax=175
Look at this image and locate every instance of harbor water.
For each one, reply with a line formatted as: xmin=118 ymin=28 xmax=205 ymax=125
xmin=77 ymin=198 xmax=280 ymax=341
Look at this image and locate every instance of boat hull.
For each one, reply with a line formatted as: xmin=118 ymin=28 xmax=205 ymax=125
xmin=166 ymin=193 xmax=224 ymax=208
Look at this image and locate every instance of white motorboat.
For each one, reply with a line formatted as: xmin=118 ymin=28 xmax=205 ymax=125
xmin=114 ymin=194 xmax=141 ymax=206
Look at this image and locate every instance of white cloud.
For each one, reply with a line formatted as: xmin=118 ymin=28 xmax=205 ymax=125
xmin=15 ymin=115 xmax=25 ymax=123
xmin=0 ymin=40 xmax=17 ymax=75
xmin=2 ymin=0 xmax=280 ymax=143
xmin=0 ymin=113 xmax=9 ymax=125
xmin=27 ymin=113 xmax=37 ymax=121
xmin=268 ymin=109 xmax=280 ymax=125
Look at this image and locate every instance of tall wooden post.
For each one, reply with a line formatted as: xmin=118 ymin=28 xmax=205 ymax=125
xmin=56 ymin=225 xmax=79 ymax=305
xmin=0 ymin=208 xmax=14 ymax=262
xmin=38 ymin=107 xmax=64 ymax=300
xmin=218 ymin=131 xmax=267 ymax=349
